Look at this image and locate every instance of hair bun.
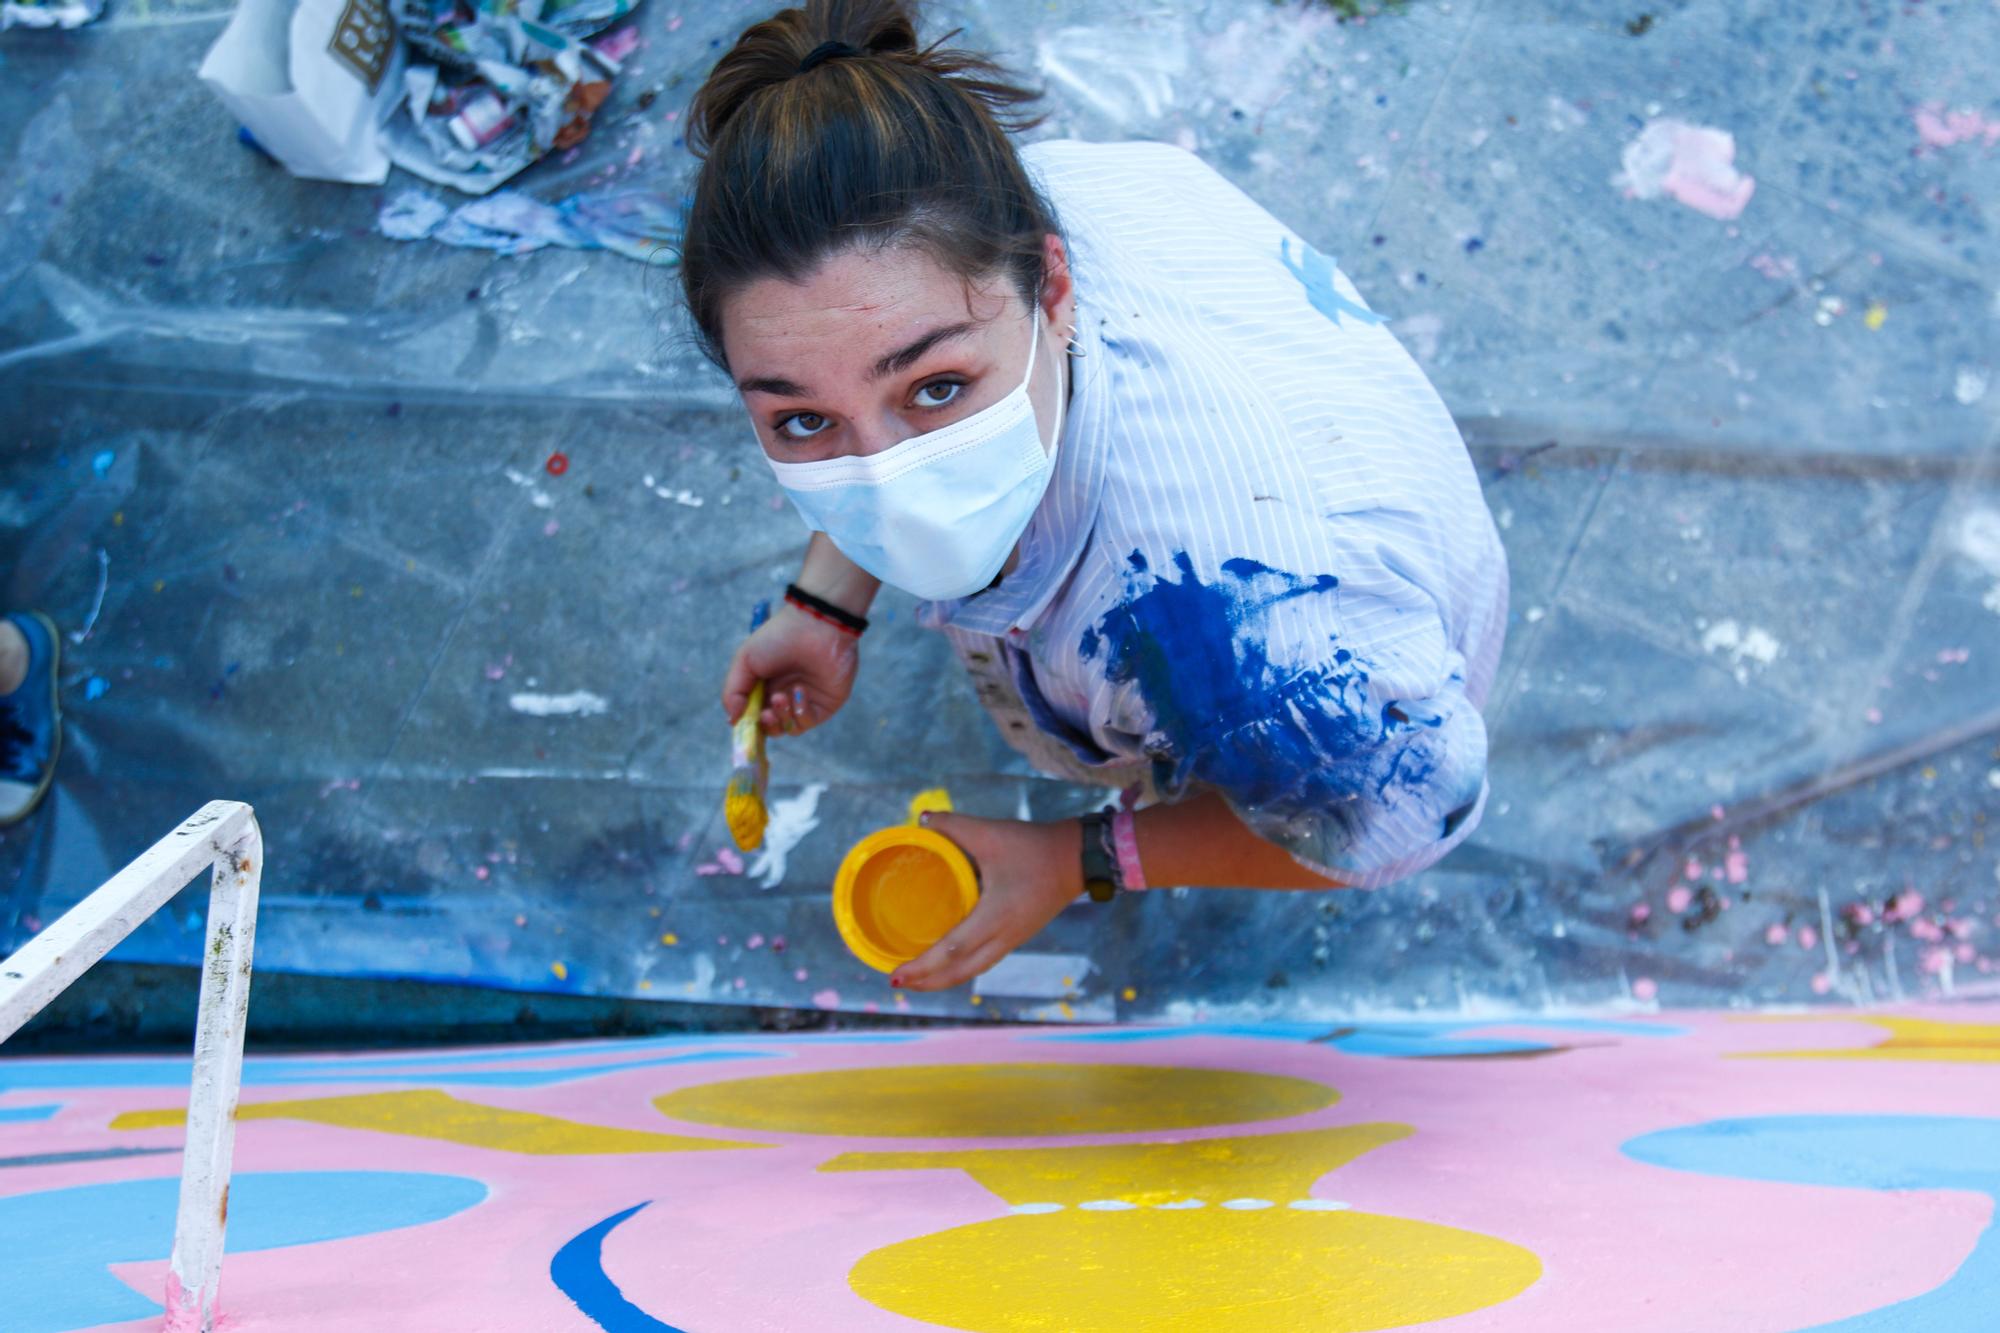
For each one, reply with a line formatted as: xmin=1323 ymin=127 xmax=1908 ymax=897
xmin=687 ymin=0 xmax=920 ymax=156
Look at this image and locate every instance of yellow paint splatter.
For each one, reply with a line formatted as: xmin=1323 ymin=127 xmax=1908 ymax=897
xmin=350 ymin=585 xmax=364 ymax=598
xmin=828 ymin=1126 xmax=1540 ymax=1330
xmin=1122 ymin=987 xmax=1137 ymax=1002
xmin=151 ymin=580 xmax=164 ymax=593
xmin=1864 ymin=302 xmax=1888 ymax=330
xmin=655 ymin=1063 xmax=1338 ymax=1138
xmin=906 ymin=787 xmax=954 ymax=824
xmin=1059 ymin=1001 xmax=1076 ymax=1020
xmin=661 ymin=932 xmax=678 ymax=946
xmin=115 ymin=1090 xmax=765 ymax=1155
xmin=638 ymin=979 xmax=652 ymax=989
xmin=112 ymin=511 xmax=124 ymax=526
xmin=969 ymin=995 xmax=983 ymax=1006
xmin=550 ymin=961 xmax=568 ymax=980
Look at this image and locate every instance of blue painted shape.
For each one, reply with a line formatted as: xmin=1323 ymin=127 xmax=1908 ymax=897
xmin=0 ymin=1103 xmax=61 ymax=1122
xmin=0 ymin=1046 xmax=776 ymax=1095
xmin=1279 ymin=236 xmax=1385 ymax=327
xmin=551 ymin=1201 xmax=689 ymax=1333
xmin=1035 ymin=1017 xmax=1684 ymax=1057
xmin=1623 ymin=1116 xmax=2000 ymax=1332
xmin=0 ymin=1170 xmax=486 ymax=1333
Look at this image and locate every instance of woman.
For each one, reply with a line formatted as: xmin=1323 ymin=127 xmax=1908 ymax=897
xmin=694 ymin=0 xmax=1507 ymax=993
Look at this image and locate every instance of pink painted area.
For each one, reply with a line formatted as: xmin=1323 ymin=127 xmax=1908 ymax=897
xmin=1617 ymin=119 xmax=1757 ymax=220
xmin=5 ymin=1006 xmax=1996 ymax=1331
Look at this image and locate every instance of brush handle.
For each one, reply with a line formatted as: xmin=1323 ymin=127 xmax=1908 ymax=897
xmin=732 ymin=679 xmax=767 ymax=767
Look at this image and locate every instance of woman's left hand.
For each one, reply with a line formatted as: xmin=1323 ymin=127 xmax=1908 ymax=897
xmin=891 ymin=813 xmax=1083 ymax=992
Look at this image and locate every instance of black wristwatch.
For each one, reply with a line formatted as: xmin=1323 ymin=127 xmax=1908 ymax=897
xmin=1078 ymin=812 xmax=1119 ymax=903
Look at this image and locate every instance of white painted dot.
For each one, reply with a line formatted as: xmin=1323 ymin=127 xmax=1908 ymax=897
xmin=1290 ymin=1199 xmax=1351 ymax=1211
xmin=1154 ymin=1199 xmax=1207 ymax=1210
xmin=1220 ymin=1198 xmax=1275 ymax=1210
xmin=1011 ymin=1203 xmax=1063 ymax=1215
xmin=1079 ymin=1199 xmax=1138 ymax=1211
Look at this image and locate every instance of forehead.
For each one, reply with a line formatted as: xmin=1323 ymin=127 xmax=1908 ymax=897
xmin=721 ymin=244 xmax=1014 ymax=369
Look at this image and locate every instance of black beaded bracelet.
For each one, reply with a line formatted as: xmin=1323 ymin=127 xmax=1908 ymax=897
xmin=784 ymin=583 xmax=869 ymax=636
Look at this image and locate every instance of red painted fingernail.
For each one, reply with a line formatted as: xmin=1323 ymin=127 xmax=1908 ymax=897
xmin=890 ymin=977 xmax=903 ymax=988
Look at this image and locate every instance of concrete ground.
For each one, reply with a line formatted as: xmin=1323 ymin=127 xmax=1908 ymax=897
xmin=2 ymin=0 xmax=1998 ymax=1028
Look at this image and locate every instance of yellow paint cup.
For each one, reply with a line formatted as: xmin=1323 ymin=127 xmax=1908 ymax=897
xmin=832 ymin=826 xmax=979 ymax=973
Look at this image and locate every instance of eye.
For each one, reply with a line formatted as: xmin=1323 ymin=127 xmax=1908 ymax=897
xmin=914 ymin=379 xmax=965 ymax=409
xmin=778 ymin=412 xmax=830 ymax=441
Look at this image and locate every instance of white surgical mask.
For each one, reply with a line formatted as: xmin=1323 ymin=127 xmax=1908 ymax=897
xmin=763 ymin=316 xmax=1063 ymax=601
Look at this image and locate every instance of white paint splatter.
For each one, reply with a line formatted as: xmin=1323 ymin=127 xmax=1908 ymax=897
xmin=746 ymin=783 xmax=827 ymax=889
xmin=1011 ymin=1203 xmax=1064 ymax=1215
xmin=1615 ymin=119 xmax=1756 ymax=220
xmin=1156 ymin=1199 xmax=1207 ymax=1210
xmin=642 ymin=474 xmax=704 ymax=508
xmin=1958 ymin=511 xmax=2000 ymax=576
xmin=1221 ymin=1198 xmax=1276 ymax=1210
xmin=508 ymin=690 xmax=609 ymax=717
xmin=1393 ymin=312 xmax=1444 ymax=363
xmin=1953 ymin=367 xmax=1989 ymax=406
xmin=1290 ymin=1199 xmax=1350 ymax=1211
xmin=503 ymin=467 xmax=555 ymax=509
xmin=972 ymin=951 xmax=1095 ymax=999
xmin=1699 ymin=619 xmax=1782 ymax=682
xmin=1079 ymin=1200 xmax=1138 ymax=1211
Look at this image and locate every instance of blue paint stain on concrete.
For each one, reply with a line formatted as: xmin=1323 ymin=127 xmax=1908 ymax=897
xmin=0 ymin=1170 xmax=486 ymax=1333
xmin=1623 ymin=1116 xmax=2000 ymax=1331
xmin=551 ymin=1201 xmax=690 ymax=1332
xmin=1037 ymin=1017 xmax=1683 ymax=1057
xmin=1279 ymin=237 xmax=1386 ymax=328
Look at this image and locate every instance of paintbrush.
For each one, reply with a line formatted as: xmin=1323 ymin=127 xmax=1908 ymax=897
xmin=725 ymin=601 xmax=772 ymax=852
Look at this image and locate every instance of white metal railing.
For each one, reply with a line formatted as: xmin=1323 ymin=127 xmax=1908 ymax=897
xmin=0 ymin=801 xmax=263 ymax=1333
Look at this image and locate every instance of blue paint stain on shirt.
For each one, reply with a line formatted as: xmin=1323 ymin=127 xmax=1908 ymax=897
xmin=1279 ymin=237 xmax=1386 ymax=328
xmin=1078 ymin=551 xmax=1448 ymax=857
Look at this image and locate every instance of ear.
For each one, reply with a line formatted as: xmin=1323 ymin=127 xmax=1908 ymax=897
xmin=1038 ymin=232 xmax=1074 ymax=326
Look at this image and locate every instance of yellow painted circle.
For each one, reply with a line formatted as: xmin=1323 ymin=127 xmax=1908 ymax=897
xmin=832 ymin=826 xmax=979 ymax=972
xmin=655 ymin=1063 xmax=1340 ymax=1138
xmin=849 ymin=1207 xmax=1541 ymax=1331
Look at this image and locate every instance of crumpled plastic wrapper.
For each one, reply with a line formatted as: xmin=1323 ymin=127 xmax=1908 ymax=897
xmin=378 ymin=184 xmax=678 ymax=260
xmin=1 ymin=0 xmax=104 ymax=28
xmin=382 ymin=0 xmax=642 ymax=194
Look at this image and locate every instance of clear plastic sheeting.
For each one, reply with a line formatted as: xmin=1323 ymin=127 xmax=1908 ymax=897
xmin=3 ymin=0 xmax=1997 ymax=1023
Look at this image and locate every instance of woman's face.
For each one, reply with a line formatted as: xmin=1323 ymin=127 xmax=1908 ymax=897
xmin=720 ymin=237 xmax=1073 ymax=466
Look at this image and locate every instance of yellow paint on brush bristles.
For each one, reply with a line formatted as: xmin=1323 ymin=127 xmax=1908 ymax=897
xmin=725 ymin=678 xmax=768 ymax=851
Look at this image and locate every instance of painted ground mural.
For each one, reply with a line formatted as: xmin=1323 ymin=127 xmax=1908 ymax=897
xmin=2 ymin=1004 xmax=1996 ymax=1332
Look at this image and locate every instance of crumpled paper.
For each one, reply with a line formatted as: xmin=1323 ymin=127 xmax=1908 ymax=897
xmin=382 ymin=0 xmax=642 ymax=194
xmin=378 ymin=185 xmax=678 ymax=261
xmin=1 ymin=0 xmax=104 ymax=28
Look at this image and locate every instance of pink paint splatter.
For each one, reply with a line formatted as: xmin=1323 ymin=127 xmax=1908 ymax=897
xmin=1748 ymin=252 xmax=1799 ymax=282
xmin=793 ymin=967 xmax=808 ymax=982
xmin=593 ymin=25 xmax=642 ymax=62
xmin=1886 ymin=890 xmax=1925 ymax=922
xmin=811 ymin=988 xmax=840 ymax=1009
xmin=1910 ymin=918 xmax=1945 ymax=942
xmin=1668 ymin=885 xmax=1695 ymax=914
xmin=1632 ymin=977 xmax=1658 ymax=1001
xmin=1683 ymin=859 xmax=1703 ymax=881
xmin=1937 ymin=647 xmax=1970 ymax=665
xmin=1765 ymin=923 xmax=1789 ymax=946
xmin=1810 ymin=972 xmax=1832 ymax=995
xmin=1865 ymin=707 xmax=1883 ymax=725
xmin=1616 ymin=119 xmax=1757 ymax=220
xmin=746 ymin=934 xmax=765 ymax=950
xmin=1913 ymin=104 xmax=2000 ymax=150
xmin=1710 ymin=804 xmax=1727 ymax=821
xmin=1920 ymin=947 xmax=1952 ymax=975
xmin=1629 ymin=903 xmax=1652 ymax=925
xmin=1798 ymin=926 xmax=1819 ymax=951
xmin=1845 ymin=903 xmax=1874 ymax=927
xmin=693 ymin=847 xmax=745 ymax=877
xmin=1724 ymin=845 xmax=1749 ymax=885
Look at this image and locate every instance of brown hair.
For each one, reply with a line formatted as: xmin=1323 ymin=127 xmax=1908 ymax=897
xmin=680 ymin=0 xmax=1060 ymax=370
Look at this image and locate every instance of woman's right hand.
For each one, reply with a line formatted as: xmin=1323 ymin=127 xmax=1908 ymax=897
xmin=722 ymin=604 xmax=860 ymax=736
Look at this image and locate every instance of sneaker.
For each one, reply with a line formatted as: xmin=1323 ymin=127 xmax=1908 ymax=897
xmin=0 ymin=611 xmax=62 ymax=826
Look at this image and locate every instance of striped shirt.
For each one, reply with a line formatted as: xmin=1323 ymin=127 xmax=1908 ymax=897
xmin=916 ymin=140 xmax=1509 ymax=888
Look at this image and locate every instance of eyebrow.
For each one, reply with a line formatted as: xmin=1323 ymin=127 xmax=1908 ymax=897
xmin=734 ymin=320 xmax=985 ymax=398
